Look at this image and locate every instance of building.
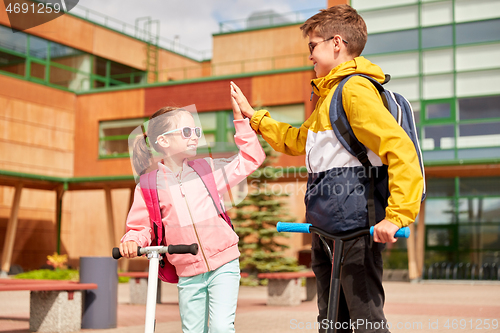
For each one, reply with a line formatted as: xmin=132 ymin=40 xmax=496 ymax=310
xmin=0 ymin=0 xmax=499 ymax=278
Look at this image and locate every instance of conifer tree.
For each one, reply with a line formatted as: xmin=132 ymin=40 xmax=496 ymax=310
xmin=233 ymin=138 xmax=303 ymax=280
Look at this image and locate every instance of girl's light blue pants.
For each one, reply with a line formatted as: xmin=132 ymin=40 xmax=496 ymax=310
xmin=177 ymin=258 xmax=240 ymax=333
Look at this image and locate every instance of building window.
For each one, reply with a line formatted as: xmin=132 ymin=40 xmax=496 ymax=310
xmin=0 ymin=25 xmax=145 ymax=92
xmin=99 ymin=118 xmax=146 ymax=158
xmin=261 ymin=104 xmax=305 ymax=128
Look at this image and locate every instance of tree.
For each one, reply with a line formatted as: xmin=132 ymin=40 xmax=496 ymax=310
xmin=233 ymin=137 xmax=304 ymax=283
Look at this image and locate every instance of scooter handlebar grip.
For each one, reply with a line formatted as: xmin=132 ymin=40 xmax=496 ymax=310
xmin=369 ymin=226 xmax=410 ymax=238
xmin=277 ymin=222 xmax=312 ymax=233
xmin=168 ymin=244 xmax=199 ymax=256
xmin=112 ymin=246 xmax=142 ymax=259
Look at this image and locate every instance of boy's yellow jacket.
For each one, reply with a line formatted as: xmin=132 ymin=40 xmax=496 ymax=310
xmin=250 ymin=56 xmax=424 ymax=228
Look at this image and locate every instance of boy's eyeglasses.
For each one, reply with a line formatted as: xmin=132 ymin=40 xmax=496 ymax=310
xmin=308 ymin=36 xmax=349 ymax=54
xmin=155 ymin=127 xmax=202 ymax=143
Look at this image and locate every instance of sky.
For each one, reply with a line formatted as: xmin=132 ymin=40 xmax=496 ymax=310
xmin=74 ymin=0 xmax=327 ymax=59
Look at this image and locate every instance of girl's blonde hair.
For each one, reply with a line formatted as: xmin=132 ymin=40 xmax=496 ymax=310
xmin=132 ymin=106 xmax=191 ymax=175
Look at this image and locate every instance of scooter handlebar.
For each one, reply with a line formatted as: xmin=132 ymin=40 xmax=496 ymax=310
xmin=168 ymin=244 xmax=199 ymax=255
xmin=112 ymin=243 xmax=199 ymax=260
xmin=112 ymin=246 xmax=142 ymax=260
xmin=276 ymin=222 xmax=410 ymax=239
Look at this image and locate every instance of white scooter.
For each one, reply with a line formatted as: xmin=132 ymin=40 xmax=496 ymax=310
xmin=112 ymin=244 xmax=198 ymax=333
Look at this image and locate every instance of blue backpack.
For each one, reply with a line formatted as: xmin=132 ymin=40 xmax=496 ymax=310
xmin=329 ymin=74 xmax=426 ymax=232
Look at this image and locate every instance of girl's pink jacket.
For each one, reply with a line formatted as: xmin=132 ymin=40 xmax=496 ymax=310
xmin=121 ymin=118 xmax=265 ymax=277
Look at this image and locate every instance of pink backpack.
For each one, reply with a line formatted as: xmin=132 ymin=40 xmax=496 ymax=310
xmin=139 ymin=158 xmax=232 ymax=283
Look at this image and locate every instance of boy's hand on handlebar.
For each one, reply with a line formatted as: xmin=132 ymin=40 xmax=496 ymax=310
xmin=120 ymin=241 xmax=139 ymax=258
xmin=230 ymin=81 xmax=255 ymax=119
xmin=373 ymin=219 xmax=400 ymax=244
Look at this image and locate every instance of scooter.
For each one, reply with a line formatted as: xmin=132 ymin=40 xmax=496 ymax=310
xmin=112 ymin=244 xmax=198 ymax=333
xmin=276 ymin=222 xmax=409 ymax=333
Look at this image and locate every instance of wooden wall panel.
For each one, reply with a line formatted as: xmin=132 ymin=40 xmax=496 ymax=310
xmin=251 ymin=72 xmax=308 ymax=107
xmin=0 ymin=187 xmax=71 ymax=271
xmin=328 ymin=0 xmax=350 ymax=7
xmin=73 ymin=89 xmax=145 ymax=177
xmin=92 ymin=26 xmax=147 ymax=71
xmin=144 ymin=78 xmax=252 ymax=114
xmin=0 ymin=76 xmax=75 ymax=112
xmin=212 ymin=25 xmax=308 ymax=75
xmin=157 ymin=50 xmax=204 ymax=81
xmin=0 ymin=77 xmax=75 ymax=176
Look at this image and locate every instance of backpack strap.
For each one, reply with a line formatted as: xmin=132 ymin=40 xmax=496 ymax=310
xmin=188 ymin=159 xmax=233 ymax=229
xmin=329 ymin=74 xmax=386 ymax=243
xmin=139 ymin=170 xmax=163 ymax=246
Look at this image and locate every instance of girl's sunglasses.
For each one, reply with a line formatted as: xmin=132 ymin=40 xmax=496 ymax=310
xmin=155 ymin=127 xmax=202 ymax=143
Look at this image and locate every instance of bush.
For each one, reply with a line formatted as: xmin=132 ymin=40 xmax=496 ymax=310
xmin=14 ymin=269 xmax=79 ymax=281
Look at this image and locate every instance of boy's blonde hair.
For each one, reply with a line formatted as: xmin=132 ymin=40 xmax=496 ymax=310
xmin=300 ymin=4 xmax=367 ymax=57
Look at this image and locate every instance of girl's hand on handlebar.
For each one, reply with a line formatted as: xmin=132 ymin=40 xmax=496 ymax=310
xmin=120 ymin=241 xmax=139 ymax=258
xmin=373 ymin=219 xmax=400 ymax=244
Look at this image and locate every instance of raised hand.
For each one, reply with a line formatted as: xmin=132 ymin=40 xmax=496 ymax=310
xmin=230 ymin=81 xmax=255 ymax=119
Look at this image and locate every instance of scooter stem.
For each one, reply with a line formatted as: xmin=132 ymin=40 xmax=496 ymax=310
xmin=145 ymin=251 xmax=160 ymax=333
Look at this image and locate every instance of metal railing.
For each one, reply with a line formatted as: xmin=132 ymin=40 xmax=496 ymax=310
xmin=219 ymin=7 xmax=322 ymax=33
xmin=425 ymin=262 xmax=500 ymax=280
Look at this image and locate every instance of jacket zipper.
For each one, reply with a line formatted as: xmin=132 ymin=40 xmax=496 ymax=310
xmin=178 ymin=179 xmax=211 ymax=271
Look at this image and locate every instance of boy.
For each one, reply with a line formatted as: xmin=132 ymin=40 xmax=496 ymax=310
xmin=231 ymin=4 xmax=424 ymax=333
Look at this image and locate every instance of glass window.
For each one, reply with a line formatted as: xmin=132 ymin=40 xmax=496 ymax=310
xmin=457 ymin=147 xmax=500 ymax=160
xmin=426 ymin=103 xmax=451 ymax=119
xmin=459 ymin=122 xmax=500 ymax=136
xmin=351 ymin=0 xmax=416 ymax=11
xmin=363 ymin=29 xmax=418 ymax=55
xmin=459 ymin=226 xmax=500 ymax=250
xmin=427 ymin=227 xmax=454 ymax=247
xmin=361 ymin=5 xmax=418 ymax=34
xmin=457 ymin=122 xmax=500 ymax=149
xmin=0 ymin=25 xmax=27 ymax=54
xmin=425 ymin=198 xmax=456 ymax=224
xmin=457 ymin=70 xmax=500 ymax=97
xmin=423 ymin=125 xmax=455 ymax=149
xmin=0 ymin=50 xmax=25 ymax=76
xmin=99 ymin=118 xmax=146 ymax=157
xmin=30 ymin=61 xmax=45 ymax=80
xmin=456 ymin=43 xmax=500 ymax=72
xmin=49 ymin=42 xmax=82 ymax=59
xmin=456 ymin=19 xmax=500 ymax=45
xmin=49 ymin=65 xmax=77 ymax=89
xmin=458 ymin=197 xmax=500 ymax=223
xmin=109 ymin=61 xmax=144 ymax=84
xmin=455 ymin=0 xmax=500 ymax=23
xmin=421 ymin=1 xmax=452 ymax=27
xmin=412 ymin=101 xmax=421 ymax=124
xmin=458 ymin=96 xmax=500 ymax=120
xmin=460 ymin=177 xmax=500 ymax=196
xmin=366 ymin=52 xmax=419 ymax=78
xmin=29 ymin=35 xmax=49 ymax=59
xmin=423 ymin=49 xmax=454 ymax=74
xmin=421 ymin=25 xmax=453 ymax=48
xmin=94 ymin=57 xmax=108 ymax=77
xmin=426 ymin=178 xmax=455 ymax=197
xmin=264 ymin=104 xmax=305 ymax=127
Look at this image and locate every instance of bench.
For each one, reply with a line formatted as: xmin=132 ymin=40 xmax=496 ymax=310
xmin=257 ymin=271 xmax=316 ymax=306
xmin=0 ymin=279 xmax=97 ymax=333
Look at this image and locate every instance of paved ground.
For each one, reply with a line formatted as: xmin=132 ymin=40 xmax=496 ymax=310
xmin=1 ymin=280 xmax=499 ymax=332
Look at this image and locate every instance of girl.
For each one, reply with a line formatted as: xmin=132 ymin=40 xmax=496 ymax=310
xmin=119 ymin=86 xmax=265 ymax=333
